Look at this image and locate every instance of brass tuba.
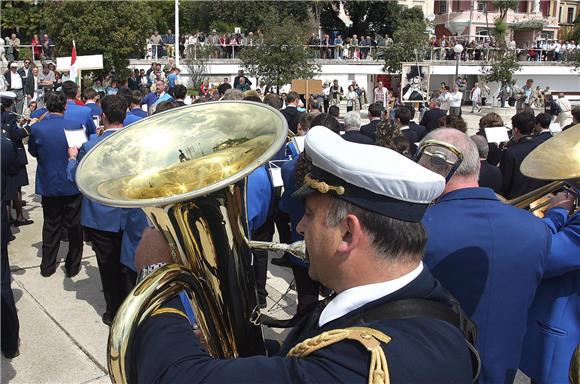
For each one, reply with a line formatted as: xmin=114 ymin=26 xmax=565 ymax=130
xmin=75 ymin=102 xmax=301 ymax=383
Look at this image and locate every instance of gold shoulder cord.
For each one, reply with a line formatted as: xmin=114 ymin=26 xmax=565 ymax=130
xmin=287 ymin=327 xmax=392 ymax=384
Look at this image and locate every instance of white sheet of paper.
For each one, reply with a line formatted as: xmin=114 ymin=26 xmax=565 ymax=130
xmin=292 ymin=136 xmax=305 ymax=153
xmin=269 ymin=167 xmax=284 ymax=188
xmin=64 ymin=129 xmax=87 ymax=148
xmin=484 ymin=127 xmax=510 ymax=144
xmin=549 ymin=122 xmax=562 ymax=133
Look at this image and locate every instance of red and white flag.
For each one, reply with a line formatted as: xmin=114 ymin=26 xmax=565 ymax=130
xmin=70 ymin=40 xmax=78 ymax=84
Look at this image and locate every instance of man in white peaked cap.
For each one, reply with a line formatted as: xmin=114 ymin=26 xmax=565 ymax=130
xmin=130 ymin=126 xmax=476 ymax=383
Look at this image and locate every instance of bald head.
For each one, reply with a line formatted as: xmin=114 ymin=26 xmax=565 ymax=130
xmin=422 ymin=128 xmax=480 ymax=180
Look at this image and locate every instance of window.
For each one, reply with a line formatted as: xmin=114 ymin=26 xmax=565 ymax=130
xmin=477 ymin=2 xmax=486 ymax=11
xmin=567 ymin=7 xmax=575 ymax=23
xmin=438 ymin=0 xmax=448 ymax=14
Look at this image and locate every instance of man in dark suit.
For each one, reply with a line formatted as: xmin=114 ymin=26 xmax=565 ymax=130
xmin=534 ymin=112 xmax=553 ymax=144
xmin=500 ymin=111 xmax=549 ymax=199
xmin=341 ymin=111 xmax=373 ymax=144
xmin=1 ymin=133 xmax=21 ymax=359
xmin=471 ymin=135 xmax=502 ymax=193
xmin=419 ymin=128 xmax=571 ymax=384
xmin=280 ymin=91 xmax=304 ymax=134
xmin=130 ymin=127 xmax=474 ymax=384
xmin=173 ymin=85 xmax=187 ymax=107
xmin=67 ymin=95 xmax=131 ymax=326
xmin=396 ymin=106 xmax=419 ymax=155
xmin=28 ymin=91 xmax=84 ymax=278
xmin=404 ymin=105 xmax=426 ymax=141
xmin=419 ymin=98 xmax=447 ymax=133
xmin=360 ymin=102 xmax=383 ymax=141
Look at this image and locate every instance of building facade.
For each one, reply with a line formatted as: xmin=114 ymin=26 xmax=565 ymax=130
xmin=433 ymin=0 xmax=561 ymax=46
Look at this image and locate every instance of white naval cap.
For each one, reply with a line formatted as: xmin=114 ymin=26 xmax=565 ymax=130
xmin=0 ymin=91 xmax=17 ymax=100
xmin=293 ymin=126 xmax=446 ymax=222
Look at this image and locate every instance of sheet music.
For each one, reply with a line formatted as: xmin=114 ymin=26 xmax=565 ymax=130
xmin=484 ymin=127 xmax=510 ymax=144
xmin=292 ymin=136 xmax=305 ymax=153
xmin=549 ymin=122 xmax=562 ymax=133
xmin=64 ymin=129 xmax=87 ymax=148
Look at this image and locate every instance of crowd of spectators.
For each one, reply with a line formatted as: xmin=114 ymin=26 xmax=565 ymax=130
xmin=1 ymin=33 xmax=55 ymax=64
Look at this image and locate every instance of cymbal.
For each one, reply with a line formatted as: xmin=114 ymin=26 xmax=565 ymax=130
xmin=521 ymin=123 xmax=580 ymax=180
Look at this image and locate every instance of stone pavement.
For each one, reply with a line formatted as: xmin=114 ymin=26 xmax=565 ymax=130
xmin=1 ymin=106 xmax=529 ymax=383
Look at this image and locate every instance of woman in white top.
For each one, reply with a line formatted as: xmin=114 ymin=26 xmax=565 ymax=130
xmin=346 ymin=85 xmax=358 ymax=112
xmin=470 ymin=83 xmax=482 ymax=113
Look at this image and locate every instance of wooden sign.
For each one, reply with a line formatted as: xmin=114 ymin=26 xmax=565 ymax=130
xmin=292 ymin=79 xmax=323 ymax=110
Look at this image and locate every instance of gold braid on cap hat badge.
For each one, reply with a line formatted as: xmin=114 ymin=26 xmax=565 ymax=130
xmin=304 ymin=174 xmax=345 ymax=196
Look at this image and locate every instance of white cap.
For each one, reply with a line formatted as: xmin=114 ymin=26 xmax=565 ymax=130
xmin=294 ymin=126 xmax=446 ymax=222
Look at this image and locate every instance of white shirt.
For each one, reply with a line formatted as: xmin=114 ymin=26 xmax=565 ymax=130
xmin=471 ymin=87 xmax=481 ymax=102
xmin=318 ymin=262 xmax=424 ymax=327
xmin=439 ymin=92 xmax=451 ymax=110
xmin=10 ymin=71 xmax=22 ymax=90
xmin=449 ymin=91 xmax=463 ymax=107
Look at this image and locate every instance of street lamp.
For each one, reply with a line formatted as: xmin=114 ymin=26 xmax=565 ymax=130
xmin=453 ymin=44 xmax=464 ymax=82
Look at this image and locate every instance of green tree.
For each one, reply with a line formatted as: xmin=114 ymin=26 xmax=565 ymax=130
xmin=318 ymin=1 xmax=424 ymax=38
xmin=480 ymin=51 xmax=522 ymax=88
xmin=1 ymin=1 xmax=47 ymax=39
xmin=43 ymin=1 xmax=155 ymax=79
xmin=382 ymin=20 xmax=429 ymax=74
xmin=240 ymin=14 xmax=320 ymax=92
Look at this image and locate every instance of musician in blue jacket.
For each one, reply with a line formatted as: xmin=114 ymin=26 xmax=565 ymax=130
xmin=62 ymin=81 xmax=96 ymax=136
xmin=67 ymin=95 xmax=129 ymax=326
xmin=28 ymin=91 xmax=84 ymax=278
xmin=419 ymin=128 xmax=578 ymax=384
xmin=520 ymin=197 xmax=580 ymax=384
xmin=129 ymin=127 xmax=474 ymax=383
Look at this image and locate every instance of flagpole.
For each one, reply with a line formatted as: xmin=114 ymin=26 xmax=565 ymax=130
xmin=175 ymin=0 xmax=180 ymax=68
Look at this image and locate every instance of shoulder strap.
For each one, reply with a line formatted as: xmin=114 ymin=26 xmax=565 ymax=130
xmin=350 ymin=298 xmax=481 ymax=383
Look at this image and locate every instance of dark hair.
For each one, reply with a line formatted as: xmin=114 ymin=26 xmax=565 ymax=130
xmin=83 ymin=87 xmax=97 ymax=100
xmin=61 ymin=80 xmax=78 ymax=99
xmin=263 ymin=93 xmax=282 ymax=109
xmin=298 ymin=113 xmax=316 ymax=132
xmin=368 ymin=102 xmax=383 ymax=118
xmin=101 ymin=95 xmax=127 ymax=125
xmin=405 ymin=104 xmax=415 ymax=117
xmin=173 ymin=84 xmax=187 ymax=100
xmin=396 ymin=106 xmax=412 ymax=125
xmin=287 ymin=91 xmax=300 ymax=103
xmin=328 ymin=105 xmax=340 ymax=118
xmin=244 ymin=95 xmax=262 ymax=103
xmin=572 ymin=106 xmax=580 ymax=123
xmin=393 ymin=135 xmax=411 ymax=157
xmin=130 ymin=90 xmax=142 ymax=106
xmin=312 ymin=113 xmax=340 ymax=133
xmin=479 ymin=112 xmax=503 ymax=129
xmin=511 ymin=111 xmax=536 ymax=135
xmin=46 ymin=91 xmax=67 ymax=113
xmin=326 ymin=198 xmax=427 ymax=263
xmin=116 ymin=87 xmax=132 ymax=108
xmin=310 ymin=99 xmax=321 ymax=111
xmin=154 ymin=100 xmax=178 ymax=114
xmin=439 ymin=115 xmax=467 ymax=132
xmin=535 ymin=112 xmax=551 ymax=129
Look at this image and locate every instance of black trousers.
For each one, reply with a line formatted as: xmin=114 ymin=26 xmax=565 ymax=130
xmin=291 ymin=265 xmax=320 ymax=314
xmin=252 ymin=220 xmax=276 ymax=305
xmin=1 ymin=246 xmax=19 ymax=354
xmin=40 ymin=194 xmax=83 ymax=275
xmin=84 ymin=227 xmax=126 ymax=316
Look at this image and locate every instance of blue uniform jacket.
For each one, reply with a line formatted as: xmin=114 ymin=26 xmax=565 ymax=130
xmin=121 ymin=208 xmax=149 ymax=272
xmin=67 ymin=129 xmax=127 ymax=232
xmin=84 ymin=102 xmax=102 ymax=119
xmin=247 ymin=166 xmax=272 ymax=235
xmin=129 ymin=108 xmax=148 ymax=119
xmin=64 ymin=101 xmax=96 ymax=136
xmin=28 ymin=114 xmax=81 ymax=196
xmin=520 ymin=208 xmax=580 ymax=384
xmin=123 ymin=112 xmax=142 ymax=127
xmin=30 ymin=107 xmax=47 ymax=119
xmin=422 ymin=187 xmax=552 ymax=384
xmin=134 ymin=268 xmax=472 ymax=383
xmin=279 ymin=158 xmax=308 ymax=267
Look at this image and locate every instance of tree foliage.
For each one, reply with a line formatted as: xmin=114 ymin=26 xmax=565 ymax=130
xmin=382 ymin=20 xmax=429 ymax=74
xmin=480 ymin=51 xmax=522 ymax=86
xmin=491 ymin=0 xmax=519 ymax=20
xmin=240 ymin=14 xmax=320 ymax=91
xmin=43 ymin=1 xmax=155 ymax=79
xmin=1 ymin=1 xmax=47 ymax=38
xmin=180 ymin=1 xmax=311 ymax=35
xmin=318 ymin=1 xmax=424 ymax=37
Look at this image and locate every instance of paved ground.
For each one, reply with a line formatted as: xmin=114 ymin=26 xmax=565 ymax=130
xmin=1 ymin=106 xmax=529 ymax=383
